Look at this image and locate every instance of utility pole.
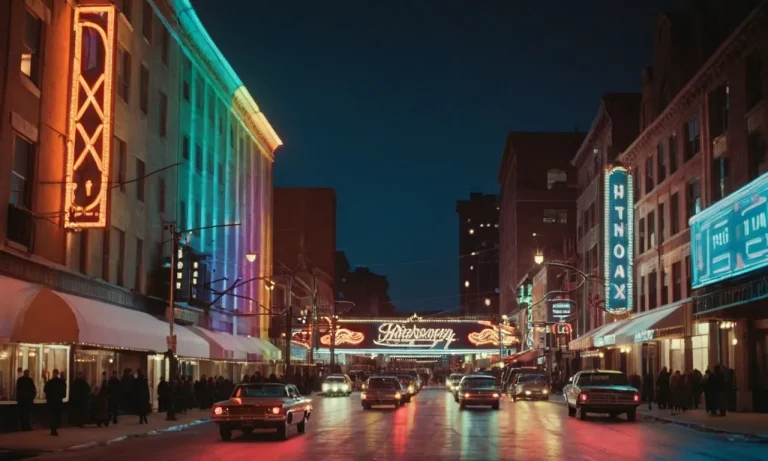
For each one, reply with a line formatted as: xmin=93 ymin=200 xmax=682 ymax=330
xmin=164 ymin=224 xmax=179 ymax=421
xmin=330 ymin=302 xmax=337 ymax=368
xmin=284 ymin=277 xmax=293 ymax=371
xmin=309 ymin=273 xmax=317 ymax=364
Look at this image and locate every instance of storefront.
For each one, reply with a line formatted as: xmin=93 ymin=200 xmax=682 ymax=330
xmin=568 ymin=319 xmax=628 ymax=371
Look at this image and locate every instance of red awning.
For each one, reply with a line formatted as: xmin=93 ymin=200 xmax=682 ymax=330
xmin=503 ymin=348 xmax=539 ymax=365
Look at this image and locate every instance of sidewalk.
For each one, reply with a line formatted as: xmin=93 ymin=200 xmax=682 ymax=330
xmin=0 ymin=409 xmax=210 ymax=453
xmin=638 ymin=406 xmax=768 ymax=440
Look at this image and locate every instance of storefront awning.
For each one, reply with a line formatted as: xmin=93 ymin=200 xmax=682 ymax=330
xmin=188 ymin=326 xmax=262 ymax=361
xmin=610 ymin=299 xmax=689 ymax=345
xmin=503 ymin=348 xmax=539 ymax=365
xmin=248 ymin=337 xmax=282 ymax=361
xmin=569 ymin=318 xmax=629 ymax=351
xmin=0 ymin=275 xmax=210 ymax=358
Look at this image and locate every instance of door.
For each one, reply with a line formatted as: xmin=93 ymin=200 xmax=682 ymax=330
xmin=754 ymin=329 xmax=768 ymax=413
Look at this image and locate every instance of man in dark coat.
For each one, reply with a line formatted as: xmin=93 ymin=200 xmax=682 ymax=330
xmin=120 ymin=369 xmax=134 ymax=415
xmin=71 ymin=372 xmax=91 ymax=427
xmin=157 ymin=377 xmax=169 ymax=413
xmin=16 ymin=369 xmax=36 ymax=431
xmin=44 ymin=369 xmax=66 ymax=436
xmin=107 ymin=370 xmax=121 ymax=424
xmin=135 ymin=369 xmax=150 ymax=424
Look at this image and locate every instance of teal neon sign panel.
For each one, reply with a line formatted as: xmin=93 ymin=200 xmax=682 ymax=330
xmin=690 ymin=171 xmax=768 ymax=289
xmin=604 ymin=167 xmax=633 ymax=313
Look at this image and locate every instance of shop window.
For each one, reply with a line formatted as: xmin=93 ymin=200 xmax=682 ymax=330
xmin=708 ymin=83 xmax=730 ymax=139
xmin=671 ymin=193 xmax=680 ymax=235
xmin=75 ymin=350 xmax=117 ymax=389
xmin=21 ymin=10 xmax=42 ymax=86
xmin=711 ymin=155 xmax=730 ymax=202
xmin=685 ymin=115 xmax=700 ymax=161
xmin=748 ymin=133 xmax=767 ymax=181
xmin=669 ymin=134 xmax=678 ymax=174
xmin=657 ymin=142 xmax=667 ymax=183
xmin=692 ymin=328 xmax=709 ymax=373
xmin=746 ymin=51 xmax=762 ymax=111
xmin=0 ymin=344 xmax=71 ymax=402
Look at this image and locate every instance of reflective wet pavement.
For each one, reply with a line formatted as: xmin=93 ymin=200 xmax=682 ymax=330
xmin=34 ymin=389 xmax=768 ymax=461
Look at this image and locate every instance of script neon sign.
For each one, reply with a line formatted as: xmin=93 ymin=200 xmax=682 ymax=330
xmin=373 ymin=323 xmax=457 ymax=349
xmin=468 ymin=327 xmax=517 ymax=347
xmin=320 ymin=328 xmax=365 ymax=346
xmin=604 ymin=166 xmax=634 ymax=313
xmin=64 ymin=6 xmax=117 ymax=229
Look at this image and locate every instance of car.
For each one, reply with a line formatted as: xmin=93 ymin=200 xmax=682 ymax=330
xmin=457 ymin=374 xmax=501 ymax=410
xmin=322 ymin=374 xmax=353 ymax=396
xmin=395 ymin=374 xmax=418 ymax=402
xmin=403 ymin=370 xmax=423 ymax=390
xmin=565 ymin=369 xmax=640 ymax=421
xmin=211 ymin=383 xmax=312 ymax=441
xmin=446 ymin=373 xmax=464 ymax=396
xmin=500 ymin=366 xmax=539 ymax=395
xmin=510 ymin=373 xmax=550 ymax=401
xmin=361 ymin=376 xmax=405 ymax=409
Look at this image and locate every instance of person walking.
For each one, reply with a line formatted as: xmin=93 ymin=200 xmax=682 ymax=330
xmin=157 ymin=377 xmax=169 ymax=413
xmin=71 ymin=372 xmax=91 ymax=427
xmin=681 ymin=371 xmax=693 ymax=412
xmin=44 ymin=369 xmax=66 ymax=436
xmin=135 ymin=369 xmax=150 ymax=424
xmin=691 ymin=369 xmax=702 ymax=410
xmin=107 ymin=371 xmax=121 ymax=424
xmin=669 ymin=370 xmax=682 ymax=414
xmin=656 ymin=367 xmax=670 ymax=409
xmin=91 ymin=380 xmax=110 ymax=427
xmin=642 ymin=372 xmax=654 ymax=410
xmin=15 ymin=369 xmax=36 ymax=431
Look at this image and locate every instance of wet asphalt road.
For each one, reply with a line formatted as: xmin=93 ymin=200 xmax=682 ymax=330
xmin=33 ymin=388 xmax=768 ymax=461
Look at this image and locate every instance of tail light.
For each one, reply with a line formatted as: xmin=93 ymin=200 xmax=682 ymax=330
xmin=394 ymin=392 xmax=402 ymax=399
xmin=579 ymin=393 xmax=589 ymax=403
xmin=464 ymin=392 xmax=471 ymax=398
xmin=361 ymin=392 xmax=367 ymax=400
xmin=213 ymin=406 xmax=223 ymax=415
xmin=493 ymin=393 xmax=500 ymax=398
xmin=271 ymin=406 xmax=281 ymax=415
xmin=633 ymin=393 xmax=640 ymax=402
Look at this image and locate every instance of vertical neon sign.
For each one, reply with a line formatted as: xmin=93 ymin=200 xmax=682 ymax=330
xmin=64 ymin=6 xmax=116 ymax=229
xmin=604 ymin=166 xmax=634 ymax=313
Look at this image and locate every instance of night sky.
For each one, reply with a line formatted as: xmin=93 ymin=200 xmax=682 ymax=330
xmin=195 ymin=0 xmax=685 ymax=313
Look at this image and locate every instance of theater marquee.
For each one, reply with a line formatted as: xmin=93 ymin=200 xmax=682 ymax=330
xmin=604 ymin=166 xmax=634 ymax=313
xmin=65 ymin=6 xmax=117 ymax=229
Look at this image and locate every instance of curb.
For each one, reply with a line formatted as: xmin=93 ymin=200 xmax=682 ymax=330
xmin=67 ymin=418 xmax=211 ymax=451
xmin=544 ymin=397 xmax=768 ymax=443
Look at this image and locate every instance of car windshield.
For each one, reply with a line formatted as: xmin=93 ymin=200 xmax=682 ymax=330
xmin=577 ymin=373 xmax=629 ymax=386
xmin=519 ymin=374 xmax=546 ymax=383
xmin=234 ymin=384 xmax=287 ymax=398
xmin=368 ymin=379 xmax=398 ymax=390
xmin=449 ymin=374 xmax=464 ymax=382
xmin=325 ymin=377 xmax=345 ymax=383
xmin=462 ymin=378 xmax=496 ymax=389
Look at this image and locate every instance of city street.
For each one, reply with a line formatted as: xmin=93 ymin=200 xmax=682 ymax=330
xmin=29 ymin=389 xmax=768 ymax=461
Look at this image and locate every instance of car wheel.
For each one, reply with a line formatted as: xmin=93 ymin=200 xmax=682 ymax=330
xmin=578 ymin=407 xmax=588 ymax=420
xmin=276 ymin=424 xmax=288 ymax=440
xmin=627 ymin=409 xmax=637 ymax=422
xmin=492 ymin=402 xmax=500 ymax=410
xmin=297 ymin=418 xmax=306 ymax=433
xmin=219 ymin=425 xmax=232 ymax=441
xmin=568 ymin=405 xmax=576 ymax=417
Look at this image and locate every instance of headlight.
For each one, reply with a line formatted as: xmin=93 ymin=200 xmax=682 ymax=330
xmin=525 ymin=390 xmax=532 ymax=395
xmin=332 ymin=385 xmax=339 ymax=392
xmin=542 ymin=389 xmax=549 ymax=394
xmin=408 ymin=385 xmax=415 ymax=393
xmin=342 ymin=384 xmax=349 ymax=391
xmin=395 ymin=392 xmax=402 ymax=399
xmin=213 ymin=407 xmax=223 ymax=415
xmin=271 ymin=406 xmax=281 ymax=415
xmin=361 ymin=392 xmax=367 ymax=400
xmin=493 ymin=393 xmax=500 ymax=398
xmin=362 ymin=383 xmax=367 ymax=390
xmin=322 ymin=383 xmax=330 ymax=391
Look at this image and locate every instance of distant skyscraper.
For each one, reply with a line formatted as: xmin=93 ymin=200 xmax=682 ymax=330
xmin=456 ymin=193 xmax=499 ymax=316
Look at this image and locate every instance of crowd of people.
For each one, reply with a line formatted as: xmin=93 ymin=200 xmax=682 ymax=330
xmin=640 ymin=365 xmax=733 ymax=416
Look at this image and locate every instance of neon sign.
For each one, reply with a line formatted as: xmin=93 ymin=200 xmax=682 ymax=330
xmin=320 ymin=328 xmax=365 ymax=346
xmin=604 ymin=166 xmax=634 ymax=313
xmin=373 ymin=323 xmax=457 ymax=349
xmin=690 ymin=171 xmax=768 ymax=289
xmin=548 ymin=299 xmax=573 ymax=323
xmin=468 ymin=328 xmax=517 ymax=347
xmin=552 ymin=323 xmax=571 ymax=335
xmin=65 ymin=6 xmax=117 ymax=229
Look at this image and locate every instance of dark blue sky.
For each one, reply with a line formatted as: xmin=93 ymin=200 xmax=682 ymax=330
xmin=196 ymin=0 xmax=684 ymax=313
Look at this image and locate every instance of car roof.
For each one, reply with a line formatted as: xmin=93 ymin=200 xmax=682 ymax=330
xmin=580 ymin=369 xmax=624 ymax=374
xmin=239 ymin=383 xmax=285 ymax=387
xmin=369 ymin=375 xmax=398 ymax=379
xmin=463 ymin=374 xmax=495 ymax=379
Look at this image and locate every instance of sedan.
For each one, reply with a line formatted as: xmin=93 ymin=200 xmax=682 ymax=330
xmin=361 ymin=376 xmax=405 ymax=409
xmin=510 ymin=373 xmax=550 ymax=401
xmin=457 ymin=374 xmax=501 ymax=410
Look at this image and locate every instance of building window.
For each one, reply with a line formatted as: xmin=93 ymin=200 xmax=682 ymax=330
xmin=639 ymin=275 xmax=646 ymax=312
xmin=543 ymin=209 xmax=567 ymax=224
xmin=102 ymin=228 xmax=110 ymax=280
xmin=20 ymin=10 xmax=42 ymax=85
xmin=159 ymin=91 xmax=167 ymax=137
xmin=179 ymin=201 xmax=187 ymax=230
xmin=195 ymin=144 xmax=202 ymax=172
xmin=139 ymin=65 xmax=149 ymax=115
xmin=638 ymin=217 xmax=645 ymax=254
xmin=207 ymin=150 xmax=214 ymax=175
xmin=659 ymin=203 xmax=665 ymax=244
xmin=114 ymin=228 xmax=126 ymax=287
xmin=708 ymin=83 xmax=730 ymax=139
xmin=645 ymin=154 xmax=654 ymax=192
xmin=647 ymin=210 xmax=656 ymax=249
xmin=684 ymin=115 xmax=700 ymax=161
xmin=196 ymin=78 xmax=204 ymax=110
xmin=661 ymin=268 xmax=669 ymax=306
xmin=10 ymin=135 xmax=35 ymax=210
xmin=657 ymin=142 xmax=667 ymax=183
xmin=142 ymin=0 xmax=153 ymax=42
xmin=748 ymin=133 xmax=767 ymax=180
xmin=669 ymin=134 xmax=678 ymax=174
xmin=558 ymin=210 xmax=568 ymax=224
xmin=117 ymin=0 xmax=133 ymax=22
xmin=117 ymin=47 xmax=131 ymax=103
xmin=547 ymin=169 xmax=567 ymax=189
xmin=115 ymin=137 xmax=127 ymax=192
xmin=671 ymin=192 xmax=679 ymax=235
xmin=711 ymin=155 xmax=730 ymax=202
xmin=648 ymin=270 xmax=657 ymax=310
xmin=158 ymin=177 xmax=165 ymax=213
xmin=160 ymin=27 xmax=170 ymax=66
xmin=687 ymin=178 xmax=701 ymax=222
xmin=136 ymin=159 xmax=145 ymax=202
xmin=746 ymin=51 xmax=763 ymax=111
xmin=634 ymin=165 xmax=641 ymax=203
xmin=193 ymin=201 xmax=200 ymax=234
xmin=183 ymin=78 xmax=190 ymax=102
xmin=685 ymin=255 xmax=691 ymax=294
xmin=672 ymin=261 xmax=682 ymax=302
xmin=182 ymin=136 xmax=190 ymax=160
xmin=135 ymin=238 xmax=144 ymax=292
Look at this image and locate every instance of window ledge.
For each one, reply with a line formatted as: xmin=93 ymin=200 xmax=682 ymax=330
xmin=19 ymin=73 xmax=41 ymax=99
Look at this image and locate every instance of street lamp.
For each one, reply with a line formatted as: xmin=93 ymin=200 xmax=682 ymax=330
xmin=245 ymin=253 xmax=258 ymax=263
xmin=534 ymin=250 xmax=544 ymax=265
xmin=484 ymin=298 xmax=491 ymax=306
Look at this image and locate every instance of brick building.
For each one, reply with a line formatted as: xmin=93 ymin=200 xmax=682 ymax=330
xmin=456 ymin=192 xmax=499 ymax=316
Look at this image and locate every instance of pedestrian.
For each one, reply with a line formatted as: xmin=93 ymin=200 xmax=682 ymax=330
xmin=15 ymin=369 xmax=36 ymax=431
xmin=91 ymin=380 xmax=110 ymax=427
xmin=157 ymin=377 xmax=169 ymax=413
xmin=242 ymin=374 xmax=250 ymax=384
xmin=642 ymin=372 xmax=654 ymax=410
xmin=44 ymin=369 xmax=66 ymax=436
xmin=681 ymin=372 xmax=693 ymax=412
xmin=691 ymin=369 xmax=702 ymax=410
xmin=669 ymin=370 xmax=681 ymax=414
xmin=713 ymin=365 xmax=727 ymax=416
xmin=135 ymin=369 xmax=150 ymax=424
xmin=107 ymin=370 xmax=121 ymax=424
xmin=656 ymin=367 xmax=670 ymax=409
xmin=71 ymin=371 xmax=91 ymax=427
xmin=121 ymin=368 xmax=134 ymax=416
xmin=194 ymin=376 xmax=205 ymax=410
xmin=702 ymin=367 xmax=712 ymax=413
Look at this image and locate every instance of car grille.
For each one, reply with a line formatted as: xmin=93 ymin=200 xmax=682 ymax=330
xmin=585 ymin=391 xmax=635 ymax=405
xmin=225 ymin=405 xmax=272 ymax=416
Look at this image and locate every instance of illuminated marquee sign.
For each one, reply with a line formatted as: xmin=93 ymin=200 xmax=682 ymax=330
xmin=548 ymin=299 xmax=574 ymax=323
xmin=374 ymin=323 xmax=457 ymax=349
xmin=690 ymin=171 xmax=768 ymax=289
xmin=467 ymin=322 xmax=517 ymax=347
xmin=65 ymin=6 xmax=117 ymax=229
xmin=320 ymin=328 xmax=365 ymax=346
xmin=604 ymin=167 xmax=634 ymax=313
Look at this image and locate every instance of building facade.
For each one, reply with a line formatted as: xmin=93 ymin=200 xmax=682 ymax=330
xmin=456 ymin=192 xmax=499 ymax=316
xmin=0 ymin=0 xmax=280 ymax=424
xmin=497 ymin=132 xmax=584 ymax=322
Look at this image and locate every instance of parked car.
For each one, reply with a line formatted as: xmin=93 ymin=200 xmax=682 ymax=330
xmin=565 ymin=370 xmax=640 ymax=421
xmin=211 ymin=383 xmax=312 ymax=441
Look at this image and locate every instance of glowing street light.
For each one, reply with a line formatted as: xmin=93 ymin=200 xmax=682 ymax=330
xmin=484 ymin=298 xmax=491 ymax=306
xmin=245 ymin=253 xmax=258 ymax=263
xmin=534 ymin=250 xmax=544 ymax=265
